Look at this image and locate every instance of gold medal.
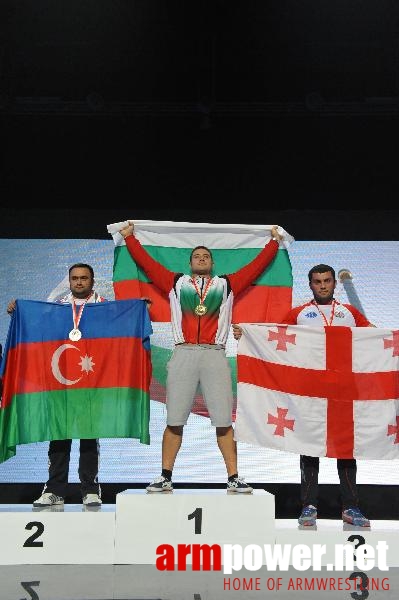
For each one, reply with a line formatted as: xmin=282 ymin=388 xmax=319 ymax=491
xmin=191 ymin=276 xmax=212 ymax=317
xmin=69 ymin=328 xmax=82 ymax=341
xmin=194 ymin=304 xmax=208 ymax=316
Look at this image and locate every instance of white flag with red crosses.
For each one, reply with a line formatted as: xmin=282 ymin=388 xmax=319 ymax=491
xmin=234 ymin=323 xmax=399 ymax=459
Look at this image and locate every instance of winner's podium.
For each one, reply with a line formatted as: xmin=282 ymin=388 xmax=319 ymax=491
xmin=114 ymin=488 xmax=276 ymax=564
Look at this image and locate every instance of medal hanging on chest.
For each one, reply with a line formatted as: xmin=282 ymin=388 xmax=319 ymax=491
xmin=191 ymin=276 xmax=212 ymax=317
xmin=312 ymin=299 xmax=337 ymax=326
xmin=69 ymin=293 xmax=92 ymax=340
xmin=194 ymin=303 xmax=208 ymax=316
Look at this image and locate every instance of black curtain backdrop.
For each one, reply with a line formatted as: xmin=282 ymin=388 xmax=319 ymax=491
xmin=1 ymin=1 xmax=399 ymax=206
xmin=0 ymin=209 xmax=397 ymax=240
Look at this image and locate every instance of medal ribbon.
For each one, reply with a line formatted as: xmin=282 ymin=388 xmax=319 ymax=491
xmin=191 ymin=276 xmax=213 ymax=307
xmin=312 ymin=299 xmax=337 ymax=326
xmin=71 ymin=292 xmax=93 ymax=331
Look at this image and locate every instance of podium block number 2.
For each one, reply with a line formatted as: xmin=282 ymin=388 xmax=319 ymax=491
xmin=23 ymin=521 xmax=44 ymax=548
xmin=188 ymin=508 xmax=202 ymax=534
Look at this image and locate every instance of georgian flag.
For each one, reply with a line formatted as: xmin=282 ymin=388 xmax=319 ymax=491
xmin=234 ymin=324 xmax=399 ymax=459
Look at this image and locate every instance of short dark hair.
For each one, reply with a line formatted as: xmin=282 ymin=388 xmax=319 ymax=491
xmin=189 ymin=246 xmax=213 ymax=262
xmin=69 ymin=263 xmax=94 ymax=279
xmin=308 ymin=264 xmax=335 ymax=283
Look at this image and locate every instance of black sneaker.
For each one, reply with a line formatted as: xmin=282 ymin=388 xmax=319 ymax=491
xmin=146 ymin=475 xmax=173 ymax=493
xmin=226 ymin=476 xmax=253 ymax=493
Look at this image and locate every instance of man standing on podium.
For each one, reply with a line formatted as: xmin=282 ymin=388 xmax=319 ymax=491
xmin=234 ymin=263 xmax=373 ymax=527
xmin=119 ymin=221 xmax=285 ymax=494
xmin=7 ymin=263 xmax=105 ymax=508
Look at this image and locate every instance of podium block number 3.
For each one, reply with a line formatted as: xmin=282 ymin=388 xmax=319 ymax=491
xmin=188 ymin=508 xmax=202 ymax=534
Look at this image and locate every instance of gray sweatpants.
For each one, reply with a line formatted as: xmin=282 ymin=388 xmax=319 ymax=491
xmin=166 ymin=344 xmax=233 ymax=427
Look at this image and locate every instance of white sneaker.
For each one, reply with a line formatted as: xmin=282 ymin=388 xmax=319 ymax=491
xmin=82 ymin=493 xmax=102 ymax=507
xmin=33 ymin=492 xmax=64 ymax=507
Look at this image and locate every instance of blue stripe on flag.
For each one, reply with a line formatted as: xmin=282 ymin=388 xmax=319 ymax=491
xmin=2 ymin=299 xmax=153 ymax=355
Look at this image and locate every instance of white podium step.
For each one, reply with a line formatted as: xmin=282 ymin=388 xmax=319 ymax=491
xmin=0 ymin=504 xmax=116 ymax=565
xmin=114 ymin=488 xmax=275 ymax=565
xmin=276 ymin=518 xmax=399 ymax=570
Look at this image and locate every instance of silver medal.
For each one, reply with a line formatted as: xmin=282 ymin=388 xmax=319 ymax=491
xmin=69 ymin=328 xmax=82 ymax=341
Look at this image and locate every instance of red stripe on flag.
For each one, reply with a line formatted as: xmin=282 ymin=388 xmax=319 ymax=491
xmin=114 ymin=281 xmax=171 ymax=321
xmin=325 ymin=327 xmax=354 ymax=458
xmin=237 ymin=355 xmax=399 ymax=402
xmin=238 ymin=355 xmax=330 ymax=397
xmin=2 ymin=337 xmax=151 ymax=401
xmin=233 ymin=286 xmax=292 ymax=323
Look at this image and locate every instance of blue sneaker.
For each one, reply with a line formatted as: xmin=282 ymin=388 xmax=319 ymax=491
xmin=298 ymin=504 xmax=317 ymax=526
xmin=342 ymin=507 xmax=370 ymax=527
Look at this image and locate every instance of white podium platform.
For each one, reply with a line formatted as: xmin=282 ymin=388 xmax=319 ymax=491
xmin=115 ymin=488 xmax=275 ymax=564
xmin=1 ymin=490 xmax=399 ymax=569
xmin=0 ymin=503 xmax=116 ymax=565
xmin=276 ymin=519 xmax=399 ymax=569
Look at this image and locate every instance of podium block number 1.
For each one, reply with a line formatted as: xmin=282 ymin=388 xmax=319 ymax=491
xmin=188 ymin=508 xmax=202 ymax=534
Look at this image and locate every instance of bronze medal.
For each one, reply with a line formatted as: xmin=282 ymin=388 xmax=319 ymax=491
xmin=194 ymin=304 xmax=208 ymax=316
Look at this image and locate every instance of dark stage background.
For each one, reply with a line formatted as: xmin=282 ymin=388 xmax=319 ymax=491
xmin=0 ymin=1 xmax=398 ymax=517
xmin=1 ymin=0 xmax=399 ymax=206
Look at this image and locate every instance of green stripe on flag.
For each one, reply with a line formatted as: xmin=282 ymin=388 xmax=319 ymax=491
xmin=0 ymin=387 xmax=150 ymax=463
xmin=150 ymin=344 xmax=172 ymax=387
xmin=113 ymin=246 xmax=293 ymax=287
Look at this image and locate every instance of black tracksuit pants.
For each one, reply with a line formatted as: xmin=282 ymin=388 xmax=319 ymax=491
xmin=300 ymin=454 xmax=359 ymax=510
xmin=43 ymin=438 xmax=100 ymax=499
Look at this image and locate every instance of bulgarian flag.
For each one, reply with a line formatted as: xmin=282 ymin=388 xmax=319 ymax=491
xmin=234 ymin=323 xmax=399 ymax=459
xmin=0 ymin=298 xmax=152 ymax=464
xmin=106 ymin=220 xmax=294 ymax=416
xmin=107 ymin=220 xmax=294 ymax=323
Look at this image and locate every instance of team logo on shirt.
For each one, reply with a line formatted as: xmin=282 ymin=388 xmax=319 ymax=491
xmin=305 ymin=312 xmax=318 ymax=319
xmin=334 ymin=311 xmax=345 ymax=319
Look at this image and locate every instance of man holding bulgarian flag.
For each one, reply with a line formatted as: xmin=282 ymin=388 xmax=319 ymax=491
xmin=118 ymin=221 xmax=286 ymax=494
